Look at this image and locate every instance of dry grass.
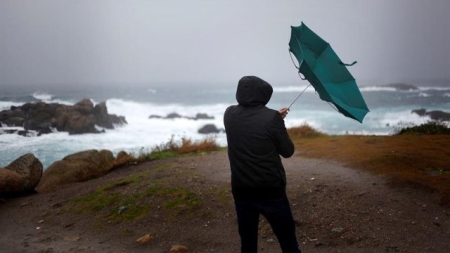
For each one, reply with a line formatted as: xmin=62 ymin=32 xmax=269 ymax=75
xmin=148 ymin=135 xmax=221 ymax=160
xmin=288 ymin=125 xmax=450 ymax=204
xmin=288 ymin=125 xmax=450 ymax=205
xmin=177 ymin=136 xmax=221 ymax=154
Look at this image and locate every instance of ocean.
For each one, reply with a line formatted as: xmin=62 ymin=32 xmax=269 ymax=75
xmin=1 ymin=82 xmax=449 ymax=169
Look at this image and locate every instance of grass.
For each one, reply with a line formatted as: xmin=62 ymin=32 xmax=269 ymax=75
xmin=65 ymin=161 xmax=224 ymax=225
xmin=288 ymin=123 xmax=450 ymax=205
xmin=146 ymin=135 xmax=222 ymax=160
xmin=51 ymin=121 xmax=450 ymax=228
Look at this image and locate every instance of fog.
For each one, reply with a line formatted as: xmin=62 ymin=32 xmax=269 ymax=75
xmin=1 ymin=0 xmax=449 ymax=87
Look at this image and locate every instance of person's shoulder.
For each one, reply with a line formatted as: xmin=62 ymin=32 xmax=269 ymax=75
xmin=224 ymin=104 xmax=238 ymax=115
xmin=263 ymin=107 xmax=283 ymax=121
xmin=263 ymin=106 xmax=279 ymax=115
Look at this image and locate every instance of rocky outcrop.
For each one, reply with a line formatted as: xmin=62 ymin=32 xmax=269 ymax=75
xmin=198 ymin=124 xmax=224 ymax=134
xmin=0 ymin=153 xmax=43 ymax=197
xmin=0 ymin=99 xmax=127 ymax=136
xmin=412 ymin=109 xmax=450 ymax=121
xmin=37 ymin=149 xmax=116 ymax=192
xmin=149 ymin=112 xmax=214 ymax=120
xmin=379 ymin=83 xmax=419 ymax=91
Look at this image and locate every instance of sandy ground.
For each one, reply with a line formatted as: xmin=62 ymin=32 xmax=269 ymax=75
xmin=1 ymin=150 xmax=449 ymax=253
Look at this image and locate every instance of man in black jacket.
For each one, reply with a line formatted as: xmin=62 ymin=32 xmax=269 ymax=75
xmin=224 ymin=76 xmax=301 ymax=253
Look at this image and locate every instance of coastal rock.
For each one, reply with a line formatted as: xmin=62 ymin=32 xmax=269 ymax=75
xmin=166 ymin=113 xmax=182 ymax=119
xmin=94 ymin=101 xmax=127 ymax=129
xmin=0 ymin=153 xmax=43 ymax=197
xmin=0 ymin=99 xmax=127 ymax=136
xmin=412 ymin=109 xmax=450 ymax=121
xmin=37 ymin=149 xmax=115 ymax=191
xmin=195 ymin=113 xmax=214 ymax=120
xmin=198 ymin=124 xmax=223 ymax=134
xmin=380 ymin=83 xmax=418 ymax=91
xmin=114 ymin=151 xmax=135 ymax=167
xmin=5 ymin=153 xmax=43 ymax=192
xmin=0 ymin=169 xmax=25 ymax=196
xmin=149 ymin=112 xmax=215 ymax=120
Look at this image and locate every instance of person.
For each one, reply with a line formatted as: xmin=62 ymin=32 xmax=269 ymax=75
xmin=223 ymin=76 xmax=302 ymax=253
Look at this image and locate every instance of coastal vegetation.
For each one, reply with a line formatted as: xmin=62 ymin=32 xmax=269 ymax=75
xmin=62 ymin=122 xmax=450 ymax=207
xmin=288 ymin=122 xmax=450 ymax=205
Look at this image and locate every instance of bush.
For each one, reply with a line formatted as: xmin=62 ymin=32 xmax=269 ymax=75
xmin=147 ymin=135 xmax=221 ymax=160
xmin=394 ymin=121 xmax=450 ymax=135
xmin=287 ymin=123 xmax=326 ymax=138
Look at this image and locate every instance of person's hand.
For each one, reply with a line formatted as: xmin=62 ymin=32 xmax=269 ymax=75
xmin=279 ymin=107 xmax=289 ymax=119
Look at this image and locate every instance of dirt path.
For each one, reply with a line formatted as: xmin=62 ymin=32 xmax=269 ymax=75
xmin=1 ymin=151 xmax=449 ymax=252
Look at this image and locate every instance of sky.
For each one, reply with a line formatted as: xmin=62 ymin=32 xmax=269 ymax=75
xmin=1 ymin=0 xmax=449 ymax=88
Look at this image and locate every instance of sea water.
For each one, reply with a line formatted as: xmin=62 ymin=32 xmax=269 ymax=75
xmin=1 ymin=82 xmax=449 ymax=169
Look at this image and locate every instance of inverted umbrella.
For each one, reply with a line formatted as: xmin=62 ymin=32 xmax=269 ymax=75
xmin=288 ymin=22 xmax=369 ymax=123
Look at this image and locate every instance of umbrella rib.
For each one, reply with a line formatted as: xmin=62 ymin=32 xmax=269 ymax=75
xmin=288 ymin=84 xmax=311 ymax=109
xmin=289 ymin=50 xmax=306 ymax=80
xmin=288 ymin=49 xmax=299 ymax=69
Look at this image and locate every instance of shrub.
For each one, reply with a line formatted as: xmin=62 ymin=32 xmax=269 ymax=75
xmin=147 ymin=135 xmax=220 ymax=160
xmin=287 ymin=123 xmax=326 ymax=138
xmin=394 ymin=121 xmax=450 ymax=135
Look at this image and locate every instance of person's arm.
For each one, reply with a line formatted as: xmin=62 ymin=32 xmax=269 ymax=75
xmin=272 ymin=112 xmax=295 ymax=158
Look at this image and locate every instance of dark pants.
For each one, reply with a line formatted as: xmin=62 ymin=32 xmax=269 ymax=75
xmin=234 ymin=194 xmax=301 ymax=253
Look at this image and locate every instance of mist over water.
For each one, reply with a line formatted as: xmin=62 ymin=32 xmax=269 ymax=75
xmin=1 ymin=82 xmax=449 ymax=169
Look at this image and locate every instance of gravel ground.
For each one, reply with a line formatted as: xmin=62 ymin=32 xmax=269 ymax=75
xmin=1 ymin=150 xmax=449 ymax=253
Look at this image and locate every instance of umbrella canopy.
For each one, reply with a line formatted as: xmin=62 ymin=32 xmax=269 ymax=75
xmin=289 ymin=22 xmax=369 ymax=123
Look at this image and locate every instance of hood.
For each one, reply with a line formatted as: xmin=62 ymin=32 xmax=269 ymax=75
xmin=236 ymin=76 xmax=273 ymax=107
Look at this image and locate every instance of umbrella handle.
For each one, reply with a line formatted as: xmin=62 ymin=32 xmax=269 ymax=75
xmin=339 ymin=61 xmax=357 ymax=66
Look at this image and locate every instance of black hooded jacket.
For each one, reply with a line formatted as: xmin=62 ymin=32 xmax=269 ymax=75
xmin=224 ymin=76 xmax=295 ymax=199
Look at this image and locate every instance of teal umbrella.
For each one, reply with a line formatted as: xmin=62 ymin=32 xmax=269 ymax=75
xmin=288 ymin=22 xmax=369 ymax=123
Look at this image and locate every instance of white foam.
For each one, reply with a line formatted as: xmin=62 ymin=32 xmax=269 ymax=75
xmin=273 ymin=85 xmax=315 ymax=93
xmin=32 ymin=91 xmax=53 ymax=101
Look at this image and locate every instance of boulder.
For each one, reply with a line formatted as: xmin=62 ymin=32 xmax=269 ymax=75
xmin=114 ymin=151 xmax=135 ymax=167
xmin=5 ymin=153 xmax=43 ymax=192
xmin=0 ymin=153 xmax=43 ymax=197
xmin=37 ymin=149 xmax=115 ymax=191
xmin=166 ymin=113 xmax=182 ymax=119
xmin=195 ymin=113 xmax=214 ymax=120
xmin=0 ymin=169 xmax=24 ymax=195
xmin=198 ymin=124 xmax=222 ymax=134
xmin=149 ymin=112 xmax=215 ymax=120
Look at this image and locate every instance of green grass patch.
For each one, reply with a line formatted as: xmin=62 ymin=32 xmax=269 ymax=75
xmin=145 ymin=184 xmax=203 ymax=215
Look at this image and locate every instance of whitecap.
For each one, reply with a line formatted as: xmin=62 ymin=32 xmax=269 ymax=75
xmin=418 ymin=93 xmax=431 ymax=97
xmin=273 ymin=85 xmax=315 ymax=93
xmin=359 ymin=86 xmax=398 ymax=92
xmin=32 ymin=91 xmax=53 ymax=101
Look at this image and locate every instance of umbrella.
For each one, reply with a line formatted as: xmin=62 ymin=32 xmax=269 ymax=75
xmin=288 ymin=22 xmax=369 ymax=123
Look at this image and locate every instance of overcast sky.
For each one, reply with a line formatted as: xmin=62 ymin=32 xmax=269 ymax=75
xmin=1 ymin=0 xmax=449 ymax=87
